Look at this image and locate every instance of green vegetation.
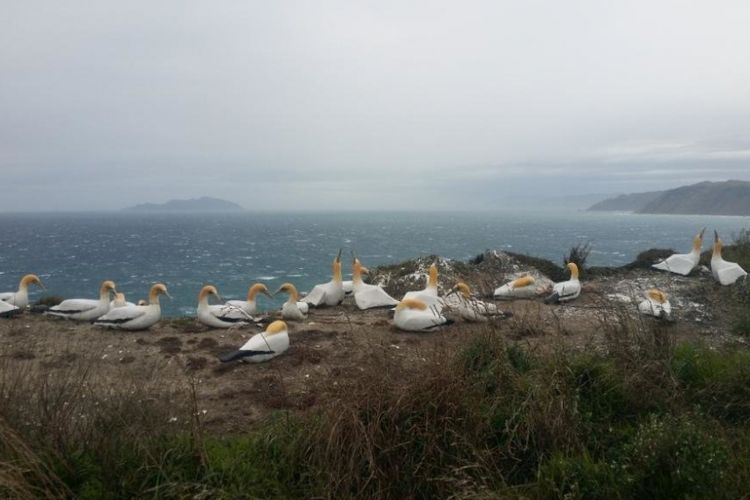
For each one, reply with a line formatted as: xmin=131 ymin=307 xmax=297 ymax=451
xmin=3 ymin=321 xmax=750 ymax=499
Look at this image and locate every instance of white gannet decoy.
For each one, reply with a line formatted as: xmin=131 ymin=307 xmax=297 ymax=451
xmin=544 ymin=263 xmax=582 ymax=304
xmin=0 ymin=300 xmax=21 ymax=318
xmin=402 ymin=261 xmax=441 ymax=308
xmin=652 ymin=228 xmax=705 ymax=276
xmin=94 ymin=283 xmax=170 ymax=330
xmin=303 ymin=249 xmax=345 ymax=307
xmin=275 ymin=283 xmax=307 ymax=321
xmin=46 ymin=280 xmax=117 ymax=321
xmin=223 ymin=283 xmax=273 ymax=317
xmin=444 ymin=282 xmax=504 ymax=322
xmin=351 ymin=257 xmax=398 ymax=310
xmin=219 ymin=320 xmax=290 ymax=363
xmin=711 ymin=230 xmax=747 ymax=286
xmin=110 ymin=292 xmax=135 ymax=309
xmin=638 ymin=289 xmax=673 ymax=320
xmin=0 ymin=274 xmax=45 ymax=309
xmin=494 ymin=275 xmax=538 ymax=300
xmin=393 ymin=298 xmax=450 ymax=332
xmin=196 ymin=285 xmax=252 ymax=329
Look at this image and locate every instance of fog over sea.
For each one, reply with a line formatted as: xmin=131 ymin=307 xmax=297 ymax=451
xmin=1 ymin=210 xmax=748 ymax=317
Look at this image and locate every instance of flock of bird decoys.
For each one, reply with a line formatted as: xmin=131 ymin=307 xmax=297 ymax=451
xmin=0 ymin=230 xmax=746 ymax=364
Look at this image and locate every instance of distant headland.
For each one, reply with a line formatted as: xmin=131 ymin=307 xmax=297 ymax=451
xmin=124 ymin=197 xmax=244 ymax=212
xmin=588 ymin=180 xmax=750 ymax=216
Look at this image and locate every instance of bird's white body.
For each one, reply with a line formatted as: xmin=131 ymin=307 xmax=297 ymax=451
xmin=545 ymin=263 xmax=582 ymax=303
xmin=304 ymin=251 xmax=345 ymax=307
xmin=342 ymin=280 xmax=354 ymax=295
xmin=282 ymin=301 xmax=307 ymax=321
xmin=95 ymin=284 xmax=168 ymax=331
xmin=354 ymin=284 xmax=399 ymax=309
xmin=304 ymin=281 xmax=344 ymax=307
xmin=110 ymin=294 xmax=135 ymax=309
xmin=219 ymin=321 xmax=290 ymax=363
xmin=0 ymin=274 xmax=44 ymax=309
xmin=652 ymin=230 xmax=705 ymax=276
xmin=652 ymin=252 xmax=701 ymax=276
xmin=223 ymin=283 xmax=273 ymax=317
xmin=402 ymin=262 xmax=441 ymax=308
xmin=637 ymin=289 xmax=672 ymax=320
xmin=275 ymin=283 xmax=307 ymax=321
xmin=0 ymin=300 xmax=20 ymax=318
xmin=638 ymin=296 xmax=672 ymax=320
xmin=199 ymin=304 xmax=251 ymax=328
xmin=444 ymin=285 xmax=502 ymax=322
xmin=351 ymin=258 xmax=398 ymax=310
xmin=47 ymin=281 xmax=116 ymax=321
xmin=552 ymin=280 xmax=581 ymax=302
xmin=711 ymin=232 xmax=747 ymax=285
xmin=494 ymin=276 xmax=538 ymax=300
xmin=0 ymin=290 xmax=28 ymax=309
xmin=393 ymin=299 xmax=449 ymax=332
xmin=196 ymin=286 xmax=251 ymax=328
xmin=95 ymin=304 xmax=161 ymax=330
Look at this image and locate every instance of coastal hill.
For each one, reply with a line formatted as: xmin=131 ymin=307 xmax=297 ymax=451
xmin=588 ymin=180 xmax=750 ymax=215
xmin=124 ymin=197 xmax=243 ymax=212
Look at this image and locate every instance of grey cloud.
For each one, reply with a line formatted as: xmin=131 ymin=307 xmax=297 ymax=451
xmin=1 ymin=0 xmax=750 ymax=211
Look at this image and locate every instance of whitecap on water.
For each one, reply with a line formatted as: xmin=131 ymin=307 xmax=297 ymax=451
xmin=254 ymin=276 xmax=277 ymax=281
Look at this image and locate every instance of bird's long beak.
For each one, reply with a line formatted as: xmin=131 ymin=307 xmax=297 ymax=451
xmin=165 ymin=291 xmax=173 ymax=299
xmin=272 ymin=287 xmax=282 ymax=296
xmin=336 ymin=248 xmax=342 ymax=262
xmin=699 ymin=227 xmax=706 ymax=238
xmin=714 ymin=229 xmax=719 ymax=242
xmin=263 ymin=290 xmax=273 ymax=298
xmin=361 ymin=267 xmax=369 ymax=274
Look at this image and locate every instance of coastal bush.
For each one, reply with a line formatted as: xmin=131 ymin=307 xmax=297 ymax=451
xmin=621 ymin=415 xmax=729 ymax=499
xmin=537 ymin=452 xmax=621 ymax=499
xmin=564 ymin=241 xmax=592 ymax=270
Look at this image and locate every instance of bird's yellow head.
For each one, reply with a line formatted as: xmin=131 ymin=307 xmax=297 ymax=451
xmin=275 ymin=282 xmax=299 ymax=301
xmin=510 ymin=276 xmax=535 ymax=289
xmin=452 ymin=282 xmax=471 ymax=298
xmin=647 ymin=289 xmax=668 ymax=304
xmin=332 ymin=249 xmax=343 ymax=282
xmin=149 ymin=283 xmax=169 ymax=302
xmin=248 ymin=283 xmax=271 ymax=301
xmin=199 ymin=285 xmax=219 ymax=302
xmin=713 ymin=230 xmax=723 ymax=256
xmin=266 ymin=320 xmax=288 ymax=336
xmin=100 ymin=280 xmax=117 ymax=296
xmin=693 ymin=228 xmax=706 ymax=251
xmin=396 ymin=298 xmax=428 ymax=311
xmin=566 ymin=262 xmax=579 ymax=279
xmin=428 ymin=261 xmax=438 ymax=288
xmin=20 ymin=274 xmax=44 ymax=289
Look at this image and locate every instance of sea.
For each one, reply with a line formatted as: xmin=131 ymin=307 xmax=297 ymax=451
xmin=0 ymin=210 xmax=748 ymax=317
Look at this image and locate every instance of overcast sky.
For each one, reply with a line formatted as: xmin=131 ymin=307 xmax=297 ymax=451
xmin=2 ymin=1 xmax=749 ymax=211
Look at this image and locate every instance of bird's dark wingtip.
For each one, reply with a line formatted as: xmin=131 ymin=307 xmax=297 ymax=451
xmin=543 ymin=292 xmax=560 ymax=304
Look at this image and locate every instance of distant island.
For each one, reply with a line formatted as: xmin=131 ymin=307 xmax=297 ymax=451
xmin=587 ymin=180 xmax=750 ymax=215
xmin=124 ymin=197 xmax=244 ymax=212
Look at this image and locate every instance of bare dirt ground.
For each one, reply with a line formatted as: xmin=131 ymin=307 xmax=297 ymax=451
xmin=1 ymin=252 xmax=745 ymax=434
